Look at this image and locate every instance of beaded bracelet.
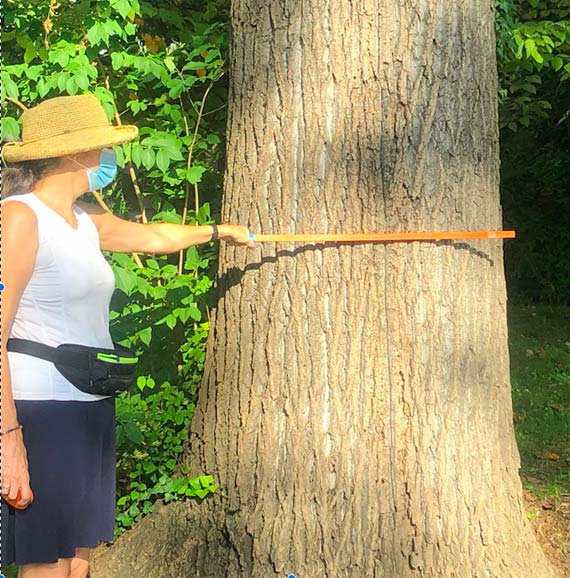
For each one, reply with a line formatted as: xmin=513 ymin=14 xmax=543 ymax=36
xmin=1 ymin=424 xmax=23 ymax=436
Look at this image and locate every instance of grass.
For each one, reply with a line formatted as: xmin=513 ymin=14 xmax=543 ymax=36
xmin=1 ymin=304 xmax=568 ymax=577
xmin=507 ymin=303 xmax=570 ymax=498
xmin=0 ymin=567 xmax=17 ymax=577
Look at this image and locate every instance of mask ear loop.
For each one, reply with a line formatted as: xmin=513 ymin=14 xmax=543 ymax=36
xmin=67 ymin=150 xmax=106 ymax=170
xmin=67 ymin=155 xmax=89 ymax=170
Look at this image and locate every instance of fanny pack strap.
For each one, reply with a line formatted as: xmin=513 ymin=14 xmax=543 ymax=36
xmin=7 ymin=338 xmax=90 ymax=369
xmin=7 ymin=338 xmax=137 ymax=397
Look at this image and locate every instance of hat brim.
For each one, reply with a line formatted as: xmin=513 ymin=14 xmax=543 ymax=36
xmin=2 ymin=125 xmax=139 ymax=163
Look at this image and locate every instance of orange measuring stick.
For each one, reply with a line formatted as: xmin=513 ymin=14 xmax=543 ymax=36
xmin=249 ymin=230 xmax=516 ymax=243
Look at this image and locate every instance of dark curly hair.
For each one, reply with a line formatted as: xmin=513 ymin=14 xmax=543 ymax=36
xmin=1 ymin=138 xmax=61 ymax=198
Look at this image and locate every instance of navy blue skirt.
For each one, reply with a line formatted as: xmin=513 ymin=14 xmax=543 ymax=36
xmin=1 ymin=397 xmax=116 ymax=567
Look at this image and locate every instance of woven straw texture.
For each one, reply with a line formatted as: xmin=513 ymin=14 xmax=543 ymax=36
xmin=2 ymin=94 xmax=138 ymax=162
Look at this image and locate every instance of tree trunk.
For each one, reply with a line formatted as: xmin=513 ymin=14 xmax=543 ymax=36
xmin=92 ymin=1 xmax=562 ymax=577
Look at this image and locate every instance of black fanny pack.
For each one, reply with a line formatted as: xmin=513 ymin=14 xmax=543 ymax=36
xmin=7 ymin=338 xmax=138 ymax=397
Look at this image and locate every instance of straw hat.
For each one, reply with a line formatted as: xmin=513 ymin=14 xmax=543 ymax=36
xmin=1 ymin=94 xmax=138 ymax=163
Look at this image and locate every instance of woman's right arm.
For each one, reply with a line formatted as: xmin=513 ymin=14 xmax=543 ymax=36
xmin=1 ymin=200 xmax=39 ymax=507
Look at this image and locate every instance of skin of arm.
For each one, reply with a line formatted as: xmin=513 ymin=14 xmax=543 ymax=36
xmin=76 ymin=201 xmax=254 ymax=253
xmin=1 ymin=201 xmax=38 ymax=430
xmin=0 ymin=201 xmax=36 ymax=505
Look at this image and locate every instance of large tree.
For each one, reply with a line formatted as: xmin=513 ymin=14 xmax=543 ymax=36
xmin=93 ymin=1 xmax=561 ymax=576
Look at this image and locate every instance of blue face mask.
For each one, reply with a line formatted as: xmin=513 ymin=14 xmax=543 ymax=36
xmin=88 ymin=148 xmax=118 ymax=191
xmin=70 ymin=148 xmax=118 ymax=191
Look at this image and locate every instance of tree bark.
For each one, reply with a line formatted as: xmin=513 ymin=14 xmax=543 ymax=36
xmin=92 ymin=1 xmax=562 ymax=577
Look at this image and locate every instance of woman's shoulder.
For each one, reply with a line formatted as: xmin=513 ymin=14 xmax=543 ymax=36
xmin=0 ymin=192 xmax=36 ymax=206
xmin=1 ymin=194 xmax=47 ymax=231
xmin=1 ymin=193 xmax=38 ymax=214
xmin=1 ymin=195 xmax=39 ymax=234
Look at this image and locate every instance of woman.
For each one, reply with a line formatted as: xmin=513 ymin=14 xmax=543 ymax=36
xmin=0 ymin=94 xmax=254 ymax=578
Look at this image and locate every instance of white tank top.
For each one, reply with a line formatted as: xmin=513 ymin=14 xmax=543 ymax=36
xmin=1 ymin=192 xmax=116 ymax=401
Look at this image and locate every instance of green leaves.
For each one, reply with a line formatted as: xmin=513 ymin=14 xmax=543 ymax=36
xmin=109 ymin=248 xmax=212 ymax=360
xmin=497 ymin=9 xmax=570 ymax=130
xmin=1 ymin=71 xmax=19 ymax=100
xmin=156 ymin=148 xmax=172 ymax=172
xmin=182 ymin=475 xmax=219 ymax=499
xmin=111 ymin=0 xmax=142 ymax=20
xmin=130 ymin=132 xmax=187 ymax=173
xmin=113 ymin=265 xmax=139 ymax=295
xmin=551 ymin=56 xmax=564 ymax=71
xmin=111 ymin=51 xmax=124 ymax=71
xmin=177 ymin=165 xmax=207 ymax=184
xmin=16 ymin=33 xmax=37 ymax=63
xmin=115 ymin=375 xmax=212 ymax=535
xmin=1 ymin=116 xmax=20 ymax=140
xmin=87 ymin=20 xmax=124 ymax=47
xmin=138 ymin=327 xmax=152 ymax=347
xmin=524 ymin=38 xmax=541 ymax=62
xmin=510 ymin=22 xmax=569 ymax=70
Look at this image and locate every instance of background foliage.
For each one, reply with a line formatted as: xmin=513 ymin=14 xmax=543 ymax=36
xmin=0 ymin=0 xmax=568 ymax=543
xmin=495 ymin=0 xmax=569 ymax=304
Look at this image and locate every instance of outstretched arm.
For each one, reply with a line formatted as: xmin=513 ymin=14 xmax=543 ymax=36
xmin=76 ymin=201 xmax=254 ymax=254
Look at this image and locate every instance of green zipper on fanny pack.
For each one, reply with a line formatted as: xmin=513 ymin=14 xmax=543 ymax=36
xmin=96 ymin=353 xmax=138 ymax=364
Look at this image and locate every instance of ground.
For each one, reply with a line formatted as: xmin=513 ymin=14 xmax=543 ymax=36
xmin=510 ymin=304 xmax=570 ymax=577
xmin=523 ymin=480 xmax=570 ymax=577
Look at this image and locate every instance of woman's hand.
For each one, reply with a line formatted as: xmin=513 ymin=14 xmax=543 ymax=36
xmin=219 ymin=225 xmax=256 ymax=248
xmin=1 ymin=428 xmax=33 ymax=509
